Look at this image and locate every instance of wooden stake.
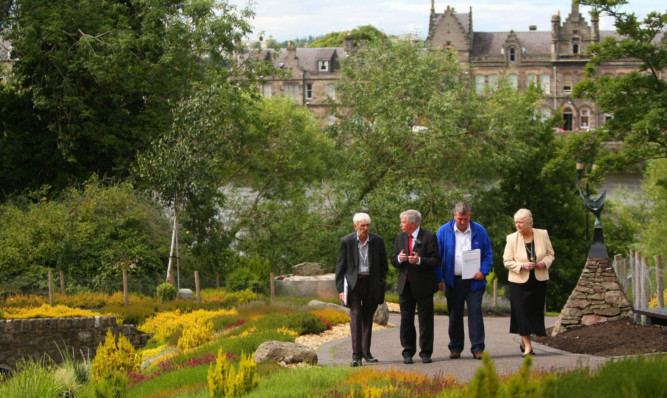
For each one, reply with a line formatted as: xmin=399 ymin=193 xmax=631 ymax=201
xmin=60 ymin=270 xmax=66 ymax=296
xmin=48 ymin=271 xmax=54 ymax=306
xmin=123 ymin=269 xmax=129 ymax=307
xmin=656 ymin=255 xmax=663 ymax=309
xmin=195 ymin=271 xmax=201 ymax=303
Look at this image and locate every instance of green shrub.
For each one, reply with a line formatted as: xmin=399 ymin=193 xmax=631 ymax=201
xmin=0 ymin=178 xmax=170 ymax=295
xmin=101 ymin=303 xmax=156 ymax=326
xmin=156 ymin=283 xmax=177 ymax=303
xmin=92 ymin=372 xmax=129 ymax=398
xmin=227 ymin=267 xmax=263 ymax=293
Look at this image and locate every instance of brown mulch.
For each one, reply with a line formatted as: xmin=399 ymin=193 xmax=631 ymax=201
xmin=532 ymin=318 xmax=667 ymax=357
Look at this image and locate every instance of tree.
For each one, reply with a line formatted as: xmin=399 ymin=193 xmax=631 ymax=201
xmin=328 ymin=37 xmax=493 ymax=241
xmin=309 ymin=25 xmax=384 ymax=48
xmin=2 ymin=0 xmax=254 ymax=190
xmin=474 ymin=81 xmax=588 ymax=310
xmin=135 ymin=82 xmax=257 ymax=283
xmin=564 ymin=0 xmax=666 ymax=180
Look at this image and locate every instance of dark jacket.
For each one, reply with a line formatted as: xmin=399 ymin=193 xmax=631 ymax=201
xmin=391 ymin=227 xmax=441 ymax=299
xmin=335 ymin=232 xmax=388 ymax=305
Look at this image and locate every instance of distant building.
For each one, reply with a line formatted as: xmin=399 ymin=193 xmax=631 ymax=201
xmin=239 ymin=36 xmax=354 ymax=121
xmin=250 ymin=1 xmax=664 ymax=131
xmin=427 ymin=0 xmax=663 ymax=132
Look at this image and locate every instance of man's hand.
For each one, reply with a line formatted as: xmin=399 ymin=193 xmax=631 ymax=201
xmin=398 ymin=249 xmax=408 ymax=262
xmin=339 ymin=292 xmax=345 ymax=302
xmin=408 ymin=252 xmax=419 ymax=264
xmin=473 ymin=271 xmax=485 ymax=281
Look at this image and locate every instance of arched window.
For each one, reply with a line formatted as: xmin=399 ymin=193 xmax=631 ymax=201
xmin=573 ymin=43 xmax=580 ymax=54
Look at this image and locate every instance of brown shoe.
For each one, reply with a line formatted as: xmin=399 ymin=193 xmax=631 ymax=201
xmin=449 ymin=351 xmax=461 ymax=359
xmin=473 ymin=351 xmax=484 ymax=360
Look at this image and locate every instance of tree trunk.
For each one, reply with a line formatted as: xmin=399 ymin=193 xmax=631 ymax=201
xmin=166 ymin=209 xmax=179 ymax=284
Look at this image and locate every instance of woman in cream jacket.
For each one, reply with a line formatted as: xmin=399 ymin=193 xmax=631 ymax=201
xmin=503 ymin=208 xmax=555 ymax=357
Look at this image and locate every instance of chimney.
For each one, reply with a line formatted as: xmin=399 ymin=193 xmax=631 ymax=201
xmin=343 ymin=33 xmax=353 ymax=53
xmin=529 ymin=25 xmax=537 ymax=31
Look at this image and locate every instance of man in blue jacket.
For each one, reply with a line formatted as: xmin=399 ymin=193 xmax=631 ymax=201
xmin=436 ymin=202 xmax=493 ymax=360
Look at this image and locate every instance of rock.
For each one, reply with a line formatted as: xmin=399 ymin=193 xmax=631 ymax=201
xmin=373 ymin=302 xmax=389 ymax=326
xmin=306 ymin=300 xmax=350 ymax=315
xmin=291 ymin=262 xmax=329 ymax=276
xmin=274 ymin=273 xmax=338 ymax=300
xmin=254 ymin=341 xmax=318 ymax=365
xmin=178 ymin=289 xmax=194 ymax=300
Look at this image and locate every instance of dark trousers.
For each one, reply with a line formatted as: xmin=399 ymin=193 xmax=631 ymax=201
xmin=348 ymin=277 xmax=378 ymax=360
xmin=445 ymin=276 xmax=485 ymax=354
xmin=399 ymin=281 xmax=434 ymax=358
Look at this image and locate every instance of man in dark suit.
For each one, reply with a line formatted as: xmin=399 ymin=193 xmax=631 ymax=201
xmin=391 ymin=209 xmax=441 ymax=364
xmin=335 ymin=212 xmax=388 ymax=367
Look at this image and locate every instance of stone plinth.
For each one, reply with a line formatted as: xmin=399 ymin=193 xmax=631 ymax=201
xmin=552 ymin=257 xmax=632 ymax=335
xmin=275 ymin=273 xmax=338 ymax=301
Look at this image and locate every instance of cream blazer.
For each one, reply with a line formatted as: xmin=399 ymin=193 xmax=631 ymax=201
xmin=503 ymin=228 xmax=555 ymax=283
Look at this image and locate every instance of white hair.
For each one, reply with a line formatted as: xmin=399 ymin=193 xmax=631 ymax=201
xmin=353 ymin=212 xmax=371 ymax=225
xmin=513 ymin=208 xmax=533 ymax=225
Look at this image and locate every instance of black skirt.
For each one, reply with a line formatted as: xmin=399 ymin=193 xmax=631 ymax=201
xmin=509 ymin=270 xmax=547 ymax=336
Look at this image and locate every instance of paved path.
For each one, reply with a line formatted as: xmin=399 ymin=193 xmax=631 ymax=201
xmin=317 ymin=313 xmax=609 ymax=381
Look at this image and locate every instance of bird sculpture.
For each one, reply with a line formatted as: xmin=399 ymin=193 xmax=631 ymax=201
xmin=579 ymin=187 xmax=606 ymax=228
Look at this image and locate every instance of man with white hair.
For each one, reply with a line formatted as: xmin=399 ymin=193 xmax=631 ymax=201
xmin=335 ymin=212 xmax=389 ymax=367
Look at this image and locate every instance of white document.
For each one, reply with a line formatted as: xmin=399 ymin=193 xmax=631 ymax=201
xmin=462 ymin=249 xmax=481 ymax=279
xmin=343 ymin=277 xmax=349 ymax=306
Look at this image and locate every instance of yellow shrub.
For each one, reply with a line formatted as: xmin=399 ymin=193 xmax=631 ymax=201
xmin=140 ymin=308 xmax=237 ymax=343
xmin=276 ymin=327 xmax=299 ymax=338
xmin=311 ymin=308 xmax=350 ymax=326
xmin=91 ymin=329 xmax=141 ymax=382
xmin=207 ymin=349 xmax=259 ymax=398
xmin=208 ymin=347 xmax=232 ymax=398
xmin=2 ymin=304 xmax=97 ymax=319
xmin=649 ymin=289 xmax=667 ymax=309
xmin=178 ymin=318 xmax=214 ymax=351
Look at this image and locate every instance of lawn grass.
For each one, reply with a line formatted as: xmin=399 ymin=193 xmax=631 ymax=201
xmin=245 ymin=365 xmax=356 ymax=397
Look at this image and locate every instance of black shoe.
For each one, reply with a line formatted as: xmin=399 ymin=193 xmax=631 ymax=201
xmin=351 ymin=359 xmax=362 ymax=367
xmin=403 ymin=357 xmax=414 ymax=364
xmin=521 ymin=350 xmax=535 ymax=358
xmin=362 ymin=353 xmax=379 ymax=363
xmin=520 ymin=344 xmax=524 ymax=353
xmin=421 ymin=356 xmax=433 ymax=363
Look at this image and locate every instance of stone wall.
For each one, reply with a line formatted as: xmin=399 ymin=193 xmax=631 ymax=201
xmin=0 ymin=316 xmax=152 ymax=372
xmin=552 ymin=257 xmax=632 ymax=335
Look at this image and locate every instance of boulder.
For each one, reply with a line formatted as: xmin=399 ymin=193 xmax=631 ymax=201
xmin=291 ymin=262 xmax=328 ymax=276
xmin=373 ymin=302 xmax=389 ymax=326
xmin=306 ymin=300 xmax=350 ymax=315
xmin=254 ymin=341 xmax=318 ymax=365
xmin=178 ymin=289 xmax=194 ymax=300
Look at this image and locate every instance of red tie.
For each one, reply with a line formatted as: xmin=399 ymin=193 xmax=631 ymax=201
xmin=407 ymin=235 xmax=412 ymax=282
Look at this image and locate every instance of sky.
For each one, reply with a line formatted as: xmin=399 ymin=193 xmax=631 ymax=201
xmin=227 ymin=0 xmax=659 ymax=42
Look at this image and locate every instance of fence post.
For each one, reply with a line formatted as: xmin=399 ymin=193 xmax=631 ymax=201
xmin=216 ymin=272 xmax=220 ymax=289
xmin=656 ymin=255 xmax=664 ymax=309
xmin=59 ymin=270 xmax=66 ymax=296
xmin=270 ymin=272 xmax=275 ymax=305
xmin=122 ymin=269 xmax=129 ymax=307
xmin=48 ymin=271 xmax=54 ymax=306
xmin=620 ymin=255 xmax=627 ymax=292
xmin=640 ymin=256 xmax=648 ymax=325
xmin=195 ymin=271 xmax=201 ymax=303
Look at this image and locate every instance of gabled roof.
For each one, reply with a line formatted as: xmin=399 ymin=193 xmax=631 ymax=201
xmin=471 ymin=31 xmax=552 ymax=56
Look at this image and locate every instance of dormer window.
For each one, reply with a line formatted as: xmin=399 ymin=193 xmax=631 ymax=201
xmin=573 ymin=43 xmax=580 ymax=54
xmin=318 ymin=60 xmax=329 ymax=72
xmin=509 ymin=47 xmax=516 ymax=62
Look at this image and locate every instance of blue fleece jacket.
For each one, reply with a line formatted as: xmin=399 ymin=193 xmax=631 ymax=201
xmin=435 ymin=219 xmax=493 ymax=291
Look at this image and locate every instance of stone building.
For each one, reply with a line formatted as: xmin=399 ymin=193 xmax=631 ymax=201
xmin=239 ymin=36 xmax=354 ymax=121
xmin=428 ymin=0 xmax=662 ymax=132
xmin=255 ymin=1 xmax=663 ymax=132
